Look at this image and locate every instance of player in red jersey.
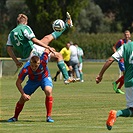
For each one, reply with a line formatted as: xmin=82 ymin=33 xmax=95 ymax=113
xmin=112 ymin=30 xmax=131 ymax=94
xmin=8 ymin=48 xmax=55 ymax=122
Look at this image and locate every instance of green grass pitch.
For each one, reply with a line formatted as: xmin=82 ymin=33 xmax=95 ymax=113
xmin=0 ymin=62 xmax=133 ymax=133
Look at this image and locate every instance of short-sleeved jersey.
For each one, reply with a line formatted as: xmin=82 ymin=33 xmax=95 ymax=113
xmin=70 ymin=45 xmax=79 ymax=63
xmin=77 ymin=47 xmax=83 ymax=63
xmin=114 ymin=39 xmax=131 ymax=50
xmin=18 ymin=52 xmax=50 ymax=82
xmin=112 ymin=41 xmax=133 ymax=87
xmin=60 ymin=47 xmax=71 ymax=61
xmin=6 ymin=24 xmax=35 ymax=59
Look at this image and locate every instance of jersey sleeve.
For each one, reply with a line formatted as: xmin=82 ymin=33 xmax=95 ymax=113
xmin=24 ymin=25 xmax=36 ymax=40
xmin=112 ymin=45 xmax=124 ymax=61
xmin=6 ymin=34 xmax=13 ymax=46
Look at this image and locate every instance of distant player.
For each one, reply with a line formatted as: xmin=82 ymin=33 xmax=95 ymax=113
xmin=8 ymin=48 xmax=54 ymax=122
xmin=53 ymin=42 xmax=72 ymax=81
xmin=112 ymin=30 xmax=131 ymax=94
xmin=74 ymin=43 xmax=84 ymax=82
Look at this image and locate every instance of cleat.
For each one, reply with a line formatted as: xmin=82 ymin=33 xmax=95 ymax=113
xmin=112 ymin=82 xmax=117 ymax=92
xmin=81 ymin=80 xmax=84 ymax=82
xmin=75 ymin=78 xmax=80 ymax=82
xmin=8 ymin=117 xmax=18 ymax=122
xmin=106 ymin=110 xmax=117 ymax=130
xmin=66 ymin=12 xmax=73 ymax=27
xmin=116 ymin=89 xmax=125 ymax=94
xmin=64 ymin=77 xmax=75 ymax=84
xmin=46 ymin=116 xmax=54 ymax=123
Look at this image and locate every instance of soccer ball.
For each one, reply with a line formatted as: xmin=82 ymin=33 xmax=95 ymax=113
xmin=52 ymin=19 xmax=65 ymax=32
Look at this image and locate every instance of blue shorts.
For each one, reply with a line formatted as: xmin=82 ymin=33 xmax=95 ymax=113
xmin=118 ymin=61 xmax=125 ymax=71
xmin=23 ymin=77 xmax=53 ymax=95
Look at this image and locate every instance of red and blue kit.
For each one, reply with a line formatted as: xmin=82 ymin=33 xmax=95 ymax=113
xmin=18 ymin=52 xmax=53 ymax=95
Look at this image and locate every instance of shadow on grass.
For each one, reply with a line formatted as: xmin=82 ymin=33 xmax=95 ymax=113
xmin=0 ymin=119 xmax=46 ymax=123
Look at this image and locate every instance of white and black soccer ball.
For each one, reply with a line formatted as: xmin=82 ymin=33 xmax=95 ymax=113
xmin=52 ymin=19 xmax=65 ymax=32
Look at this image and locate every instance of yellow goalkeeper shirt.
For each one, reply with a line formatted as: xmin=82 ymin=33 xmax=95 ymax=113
xmin=60 ymin=47 xmax=71 ymax=61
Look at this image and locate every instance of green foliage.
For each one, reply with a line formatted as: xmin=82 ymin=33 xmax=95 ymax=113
xmin=68 ymin=32 xmax=124 ymax=59
xmin=25 ymin=0 xmax=88 ymax=38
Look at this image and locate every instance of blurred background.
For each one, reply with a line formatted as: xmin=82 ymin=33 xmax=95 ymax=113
xmin=1 ymin=0 xmax=133 ymax=59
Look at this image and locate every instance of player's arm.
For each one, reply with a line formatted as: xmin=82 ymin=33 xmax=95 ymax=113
xmin=16 ymin=78 xmax=30 ymax=101
xmin=32 ymin=37 xmax=55 ymax=54
xmin=96 ymin=57 xmax=115 ymax=84
xmin=6 ymin=46 xmax=23 ymax=68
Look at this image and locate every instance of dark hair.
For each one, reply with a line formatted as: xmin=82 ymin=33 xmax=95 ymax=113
xmin=30 ymin=56 xmax=40 ymax=64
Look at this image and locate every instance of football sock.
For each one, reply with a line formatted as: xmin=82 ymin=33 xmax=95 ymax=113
xmin=116 ymin=109 xmax=131 ymax=117
xmin=14 ymin=101 xmax=24 ymax=119
xmin=117 ymin=76 xmax=124 ymax=89
xmin=45 ymin=96 xmax=53 ymax=117
xmin=116 ymin=75 xmax=124 ymax=84
xmin=54 ymin=70 xmax=60 ymax=79
xmin=52 ymin=26 xmax=66 ymax=39
xmin=80 ymin=72 xmax=83 ymax=80
xmin=57 ymin=60 xmax=69 ymax=80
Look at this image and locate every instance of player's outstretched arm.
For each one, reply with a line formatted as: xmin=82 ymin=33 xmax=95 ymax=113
xmin=96 ymin=57 xmax=115 ymax=84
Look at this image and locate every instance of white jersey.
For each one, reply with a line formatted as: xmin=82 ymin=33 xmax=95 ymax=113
xmin=69 ymin=45 xmax=79 ymax=63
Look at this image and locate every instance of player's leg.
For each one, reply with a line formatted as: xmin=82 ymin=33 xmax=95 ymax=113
xmin=79 ymin=63 xmax=84 ymax=82
xmin=53 ymin=70 xmax=60 ymax=81
xmin=8 ymin=81 xmax=39 ymax=122
xmin=106 ymin=86 xmax=133 ymax=130
xmin=50 ymin=52 xmax=73 ymax=84
xmin=42 ymin=77 xmax=54 ymax=122
xmin=113 ymin=61 xmax=125 ymax=94
xmin=41 ymin=12 xmax=73 ymax=44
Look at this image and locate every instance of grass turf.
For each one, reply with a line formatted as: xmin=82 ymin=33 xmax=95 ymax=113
xmin=0 ymin=62 xmax=133 ymax=133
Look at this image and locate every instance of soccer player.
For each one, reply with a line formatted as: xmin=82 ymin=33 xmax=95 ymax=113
xmin=74 ymin=43 xmax=84 ymax=82
xmin=53 ymin=42 xmax=72 ymax=81
xmin=6 ymin=13 xmax=73 ymax=84
xmin=69 ymin=42 xmax=80 ymax=81
xmin=96 ymin=41 xmax=133 ymax=130
xmin=8 ymin=48 xmax=55 ymax=122
xmin=112 ymin=30 xmax=131 ymax=94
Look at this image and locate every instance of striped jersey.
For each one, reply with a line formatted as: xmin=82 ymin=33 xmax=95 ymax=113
xmin=18 ymin=52 xmax=50 ymax=81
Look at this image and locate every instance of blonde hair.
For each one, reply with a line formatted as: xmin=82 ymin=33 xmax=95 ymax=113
xmin=17 ymin=14 xmax=28 ymax=24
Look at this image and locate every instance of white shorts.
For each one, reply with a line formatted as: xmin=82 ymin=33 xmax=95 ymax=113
xmin=125 ymin=86 xmax=133 ymax=108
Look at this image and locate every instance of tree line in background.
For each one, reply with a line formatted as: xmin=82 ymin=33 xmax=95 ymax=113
xmin=0 ymin=0 xmax=133 ymax=58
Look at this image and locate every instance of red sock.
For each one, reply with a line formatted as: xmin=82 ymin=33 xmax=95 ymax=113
xmin=116 ymin=75 xmax=124 ymax=84
xmin=118 ymin=76 xmax=124 ymax=89
xmin=13 ymin=101 xmax=24 ymax=119
xmin=45 ymin=96 xmax=53 ymax=117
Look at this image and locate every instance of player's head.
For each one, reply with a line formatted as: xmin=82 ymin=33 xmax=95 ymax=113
xmin=30 ymin=56 xmax=40 ymax=71
xmin=124 ymin=30 xmax=131 ymax=40
xmin=73 ymin=43 xmax=78 ymax=48
xmin=66 ymin=42 xmax=71 ymax=49
xmin=17 ymin=14 xmax=28 ymax=25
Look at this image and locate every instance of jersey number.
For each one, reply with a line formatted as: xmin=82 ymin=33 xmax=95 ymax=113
xmin=14 ymin=32 xmax=21 ymax=46
xmin=129 ymin=52 xmax=133 ymax=64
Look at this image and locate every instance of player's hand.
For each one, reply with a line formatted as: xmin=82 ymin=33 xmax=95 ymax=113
xmin=48 ymin=47 xmax=56 ymax=55
xmin=16 ymin=61 xmax=23 ymax=68
xmin=22 ymin=93 xmax=31 ymax=101
xmin=95 ymin=75 xmax=102 ymax=84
